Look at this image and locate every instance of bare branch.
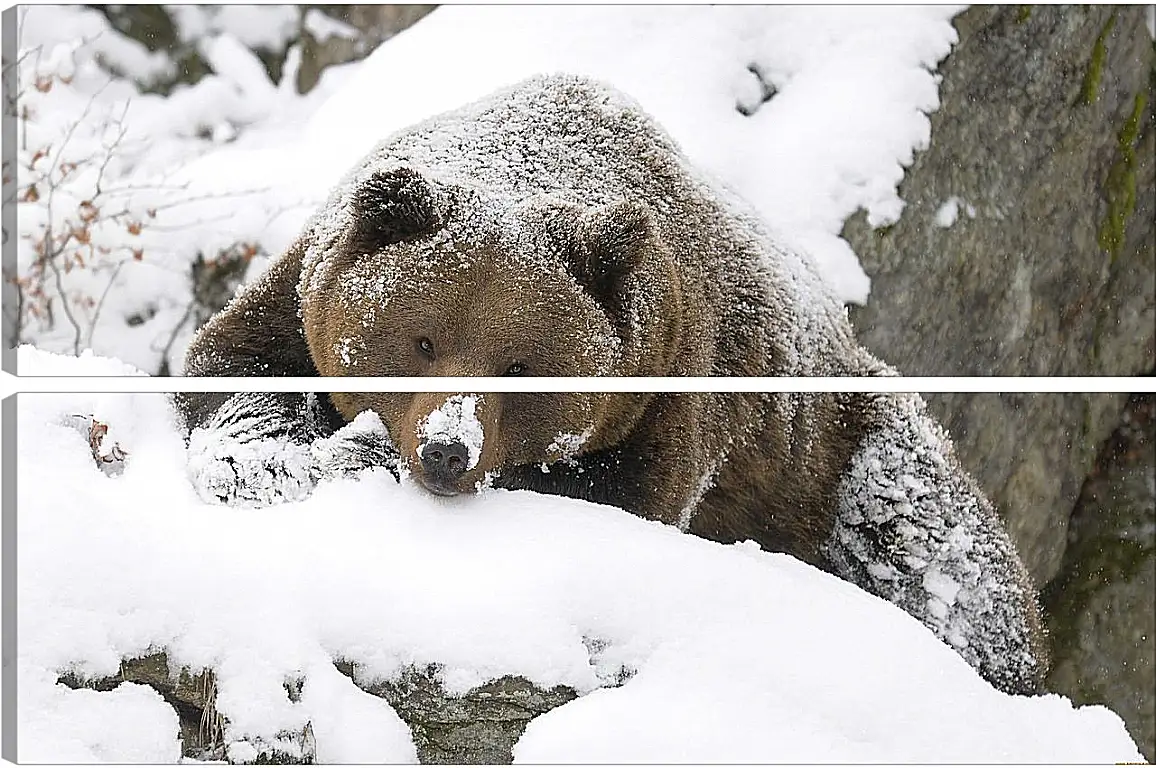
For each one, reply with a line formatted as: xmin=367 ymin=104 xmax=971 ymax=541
xmin=156 ymin=295 xmax=198 ymax=376
xmin=86 ymin=259 xmax=126 ymax=347
xmin=143 ymin=213 xmax=248 ymax=232
xmin=46 ymin=78 xmax=113 ymax=184
xmin=44 ymin=240 xmax=84 ymax=355
xmin=3 ymin=272 xmax=26 ymax=348
xmin=92 ymin=99 xmax=131 ymax=198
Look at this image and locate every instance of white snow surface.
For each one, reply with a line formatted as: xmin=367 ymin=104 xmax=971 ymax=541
xmin=14 ymin=6 xmax=960 ymax=373
xmin=302 ymin=9 xmax=360 ymax=43
xmin=15 ymin=351 xmax=1145 ymax=763
xmin=20 ymin=674 xmax=181 ymax=763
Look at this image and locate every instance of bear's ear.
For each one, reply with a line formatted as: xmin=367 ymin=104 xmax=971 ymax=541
xmin=572 ymin=200 xmax=654 ymax=296
xmin=347 ymin=167 xmax=444 ymax=254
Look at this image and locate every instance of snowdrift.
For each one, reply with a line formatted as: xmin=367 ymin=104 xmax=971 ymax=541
xmin=12 ymin=349 xmax=1144 ymax=763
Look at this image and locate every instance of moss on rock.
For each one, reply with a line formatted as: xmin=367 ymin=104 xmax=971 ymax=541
xmin=1079 ymin=12 xmax=1116 ymax=106
xmin=1098 ymin=92 xmax=1147 ymax=261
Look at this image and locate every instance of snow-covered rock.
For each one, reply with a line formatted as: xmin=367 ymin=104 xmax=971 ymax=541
xmin=13 ymin=351 xmax=1145 ymax=763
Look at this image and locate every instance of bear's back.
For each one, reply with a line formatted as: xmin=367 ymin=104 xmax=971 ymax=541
xmin=367 ymin=74 xmax=693 ymax=210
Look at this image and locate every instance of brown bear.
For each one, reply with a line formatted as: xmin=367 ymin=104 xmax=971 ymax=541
xmin=177 ymin=74 xmax=1047 ymax=696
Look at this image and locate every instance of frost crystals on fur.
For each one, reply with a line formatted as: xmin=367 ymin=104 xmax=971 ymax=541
xmin=186 ymin=393 xmax=397 ymax=507
xmin=826 ymin=393 xmax=1046 ymax=696
xmin=547 ymin=427 xmax=593 ymax=466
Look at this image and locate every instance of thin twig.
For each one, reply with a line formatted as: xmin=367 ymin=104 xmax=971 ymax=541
xmin=92 ymin=100 xmax=130 ymax=198
xmin=4 ymin=272 xmax=26 ymax=348
xmin=143 ymin=213 xmax=246 ymax=232
xmin=45 ymin=80 xmax=112 ymax=185
xmin=44 ymin=237 xmax=83 ymax=355
xmin=156 ymin=294 xmax=198 ymax=374
xmin=86 ymin=259 xmax=126 ymax=347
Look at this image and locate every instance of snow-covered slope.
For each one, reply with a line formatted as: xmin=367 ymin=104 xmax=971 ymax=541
xmin=14 ymin=6 xmax=958 ymax=372
xmin=14 ymin=350 xmax=1144 ymax=763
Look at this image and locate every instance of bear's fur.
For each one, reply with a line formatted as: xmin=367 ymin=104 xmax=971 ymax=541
xmin=178 ymin=75 xmax=1047 ymax=695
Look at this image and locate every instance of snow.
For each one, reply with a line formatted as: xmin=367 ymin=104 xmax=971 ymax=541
xmin=14 ymin=350 xmax=1146 ymax=763
xmin=168 ymin=6 xmax=300 ymax=53
xmin=14 ymin=6 xmax=960 ymax=373
xmin=546 ymin=428 xmax=592 ymax=465
xmin=418 ymin=394 xmax=485 ymax=471
xmin=19 ymin=673 xmax=182 ymax=763
xmin=933 ymin=196 xmax=976 ymax=228
xmin=303 ymin=9 xmax=359 ymax=43
xmin=12 ymin=344 xmax=147 ymax=377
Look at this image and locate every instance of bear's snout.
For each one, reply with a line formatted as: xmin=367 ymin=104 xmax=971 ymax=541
xmin=417 ymin=440 xmax=469 ymax=496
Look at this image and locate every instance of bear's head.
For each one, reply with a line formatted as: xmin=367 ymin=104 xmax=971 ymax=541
xmin=332 ymin=390 xmax=660 ymax=497
xmin=300 ymin=164 xmax=683 ymax=495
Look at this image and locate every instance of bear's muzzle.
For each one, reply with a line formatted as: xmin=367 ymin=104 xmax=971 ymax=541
xmin=416 ymin=440 xmax=469 ymax=496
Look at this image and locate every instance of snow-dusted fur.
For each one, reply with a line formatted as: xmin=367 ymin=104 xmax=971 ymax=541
xmin=178 ymin=75 xmax=1046 ymax=695
xmin=827 ymin=393 xmax=1047 ymax=696
xmin=183 ymin=393 xmax=397 ymax=506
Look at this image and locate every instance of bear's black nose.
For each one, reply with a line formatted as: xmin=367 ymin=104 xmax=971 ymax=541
xmin=420 ymin=441 xmax=469 ymax=481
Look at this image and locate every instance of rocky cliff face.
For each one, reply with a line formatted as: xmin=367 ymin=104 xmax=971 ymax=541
xmin=93 ymin=5 xmax=435 ymax=97
xmin=843 ymin=5 xmax=1154 ymax=760
xmin=844 ymin=5 xmax=1154 ymax=380
xmin=63 ymin=655 xmax=579 ymax=764
xmin=294 ymin=5 xmax=436 ymax=93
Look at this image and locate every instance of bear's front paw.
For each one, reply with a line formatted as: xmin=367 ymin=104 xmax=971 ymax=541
xmin=187 ymin=429 xmax=316 ymax=508
xmin=310 ymin=410 xmax=401 ymax=482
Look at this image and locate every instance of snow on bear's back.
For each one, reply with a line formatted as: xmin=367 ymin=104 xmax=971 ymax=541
xmin=368 ymin=74 xmax=690 ymax=207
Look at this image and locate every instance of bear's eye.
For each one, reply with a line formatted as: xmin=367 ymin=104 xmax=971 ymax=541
xmin=417 ymin=337 xmax=435 ymax=359
xmin=504 ymin=362 xmax=526 ymax=376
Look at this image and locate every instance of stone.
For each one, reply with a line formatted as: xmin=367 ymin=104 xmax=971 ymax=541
xmin=335 ymin=662 xmax=578 ymax=764
xmin=60 ymin=654 xmax=577 ymax=764
xmin=1045 ymin=394 xmax=1156 ymax=763
xmin=59 ymin=653 xmax=224 ymax=760
xmin=295 ymin=6 xmax=437 ymax=94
